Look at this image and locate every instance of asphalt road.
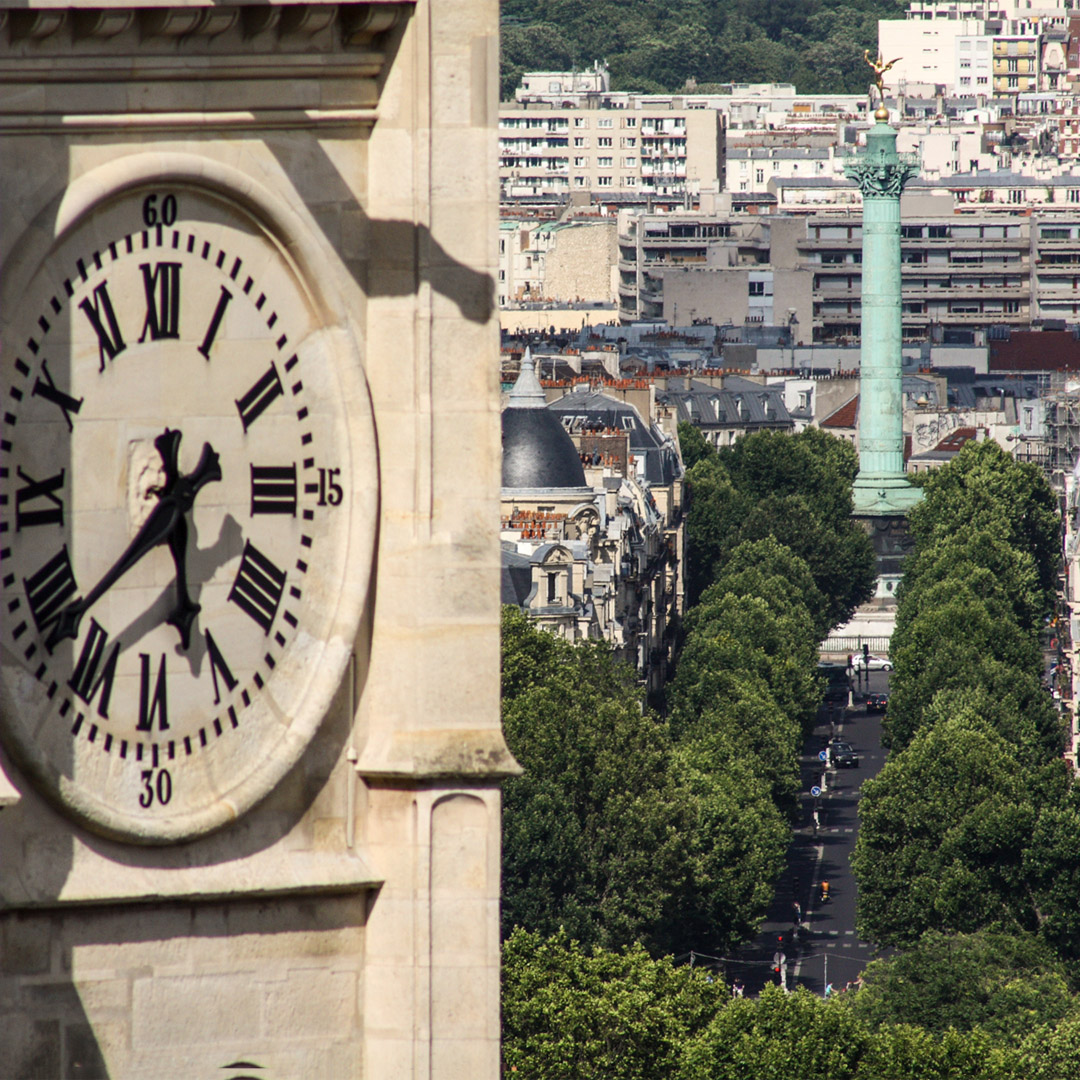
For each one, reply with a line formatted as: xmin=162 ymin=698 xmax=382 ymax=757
xmin=723 ymin=669 xmax=892 ymax=998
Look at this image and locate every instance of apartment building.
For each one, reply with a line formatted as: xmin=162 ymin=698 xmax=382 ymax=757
xmin=725 ymin=146 xmax=846 ymax=194
xmin=498 ymin=218 xmax=617 ymax=306
xmin=616 ymin=197 xmax=1080 ymax=342
xmin=616 ymin=210 xmax=813 ymax=328
xmin=499 ymin=104 xmax=723 ymax=199
xmin=993 ymin=29 xmax=1042 ymax=94
xmin=879 ymin=0 xmax=1070 ymax=95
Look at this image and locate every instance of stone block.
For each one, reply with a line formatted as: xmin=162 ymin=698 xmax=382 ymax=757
xmin=261 ymin=968 xmax=358 ymax=1037
xmin=131 ymin=973 xmax=262 ymax=1048
xmin=0 ymin=916 xmax=52 ymax=976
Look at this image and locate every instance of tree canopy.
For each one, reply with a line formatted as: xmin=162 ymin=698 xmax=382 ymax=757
xmin=682 ymin=427 xmax=875 ymax=625
xmin=500 ymin=0 xmax=907 ymax=98
xmin=501 ymin=608 xmax=688 ymax=950
xmin=500 ymin=607 xmax=790 ymax=955
xmin=849 ymin=931 xmax=1075 ymax=1045
xmin=502 ymin=928 xmax=723 ymax=1080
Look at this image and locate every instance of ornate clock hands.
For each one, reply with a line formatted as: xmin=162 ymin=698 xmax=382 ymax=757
xmin=45 ymin=428 xmax=222 ymax=652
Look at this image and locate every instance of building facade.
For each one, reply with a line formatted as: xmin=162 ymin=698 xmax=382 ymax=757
xmin=499 ymin=103 xmax=724 ymax=200
xmin=0 ymin=1 xmax=512 ymax=1076
xmin=501 ymin=356 xmax=685 ymax=699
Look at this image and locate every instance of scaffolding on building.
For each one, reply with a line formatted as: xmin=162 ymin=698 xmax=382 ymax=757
xmin=1043 ymin=372 xmax=1080 ymax=495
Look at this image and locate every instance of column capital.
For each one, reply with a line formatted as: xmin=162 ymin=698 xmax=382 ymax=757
xmin=843 ymin=122 xmax=919 ymax=198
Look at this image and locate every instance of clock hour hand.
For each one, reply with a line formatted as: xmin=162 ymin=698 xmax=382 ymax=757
xmin=44 ymin=429 xmax=221 ymax=652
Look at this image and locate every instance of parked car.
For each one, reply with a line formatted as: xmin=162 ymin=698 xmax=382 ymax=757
xmin=828 ymin=740 xmax=860 ymax=768
xmin=866 ymin=691 xmax=889 ymax=712
xmin=854 ymin=653 xmax=892 ymax=672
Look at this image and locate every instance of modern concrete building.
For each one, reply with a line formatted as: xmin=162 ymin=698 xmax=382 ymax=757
xmin=499 ymin=104 xmax=724 ymax=200
xmin=614 ymin=193 xmax=1080 ymax=344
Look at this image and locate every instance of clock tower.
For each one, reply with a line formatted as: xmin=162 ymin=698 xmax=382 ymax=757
xmin=0 ymin=2 xmax=513 ymax=1076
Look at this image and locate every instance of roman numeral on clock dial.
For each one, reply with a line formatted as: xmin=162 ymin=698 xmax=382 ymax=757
xmin=199 ymin=285 xmax=232 ymax=359
xmin=68 ymin=618 xmax=120 ymax=719
xmin=228 ymin=541 xmax=287 ymax=634
xmin=31 ymin=360 xmax=83 ymax=431
xmin=79 ymin=280 xmax=126 ymax=371
xmin=136 ymin=653 xmax=169 ymax=732
xmin=15 ymin=466 xmax=65 ymax=530
xmin=235 ymin=363 xmax=284 ymax=431
xmin=250 ymin=464 xmax=297 ymax=516
xmin=23 ymin=546 xmax=78 ymax=639
xmin=204 ymin=629 xmax=238 ymax=706
xmin=138 ymin=261 xmax=181 ymax=342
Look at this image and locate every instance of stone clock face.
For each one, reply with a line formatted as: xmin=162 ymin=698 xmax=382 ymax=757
xmin=0 ymin=184 xmax=374 ymax=844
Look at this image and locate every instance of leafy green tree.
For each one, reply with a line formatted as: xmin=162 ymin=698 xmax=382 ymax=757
xmin=501 ymin=608 xmax=688 ymax=950
xmin=681 ymin=428 xmax=873 ymax=625
xmin=887 ymin=683 xmax=1063 ymax=770
xmin=1020 ymin=795 xmax=1080 ymax=968
xmin=852 ymin=714 xmax=1066 ymax=949
xmin=907 ymin=440 xmax=1060 ymax=611
xmin=502 ymin=609 xmax=790 ymax=954
xmin=721 ymin=425 xmax=859 ymax=526
xmin=703 ymin=536 xmax=830 ymax=641
xmin=855 ymin=1025 xmax=1021 ymax=1080
xmin=733 ymin=493 xmax=876 ymax=631
xmin=683 ymin=453 xmax=747 ymax=606
xmin=849 ymin=931 xmax=1075 ymax=1045
xmin=1016 ymin=1010 xmax=1080 ymax=1080
xmin=502 ymin=928 xmax=724 ymax=1080
xmin=884 ymin=585 xmax=1044 ymax=751
xmin=681 ymin=985 xmax=869 ymax=1080
xmin=677 ymin=420 xmax=713 ymax=470
xmin=667 ymin=748 xmax=789 ymax=951
xmin=499 ymin=0 xmax=899 ymax=98
xmin=896 ymin=528 xmax=1048 ymax=634
xmin=678 ymin=590 xmax=821 ymax=735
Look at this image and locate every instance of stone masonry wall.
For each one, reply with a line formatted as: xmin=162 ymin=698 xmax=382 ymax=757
xmin=543 ymin=221 xmax=618 ymax=303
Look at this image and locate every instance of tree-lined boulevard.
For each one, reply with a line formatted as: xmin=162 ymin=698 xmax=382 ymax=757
xmin=501 ymin=432 xmax=1080 ymax=1079
xmin=730 ymin=669 xmax=891 ymax=999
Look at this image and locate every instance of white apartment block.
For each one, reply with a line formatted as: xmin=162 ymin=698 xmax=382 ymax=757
xmin=880 ymin=0 xmax=1072 ymax=94
xmin=879 ymin=16 xmax=989 ymax=91
xmin=956 ymin=35 xmax=995 ymax=93
xmin=516 ymin=63 xmax=610 ymax=102
xmin=897 ymin=123 xmax=994 ymax=176
xmin=725 ymin=146 xmax=846 ymax=194
xmin=499 ymin=105 xmax=723 ymax=199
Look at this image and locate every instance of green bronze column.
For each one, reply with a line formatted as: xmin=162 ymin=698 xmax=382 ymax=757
xmin=844 ymin=109 xmax=922 ymax=515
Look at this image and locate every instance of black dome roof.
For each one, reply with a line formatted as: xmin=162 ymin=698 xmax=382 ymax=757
xmin=502 ymin=408 xmax=588 ymax=490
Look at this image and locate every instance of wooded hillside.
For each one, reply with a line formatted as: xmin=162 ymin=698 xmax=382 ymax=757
xmin=501 ymin=0 xmax=908 ymax=99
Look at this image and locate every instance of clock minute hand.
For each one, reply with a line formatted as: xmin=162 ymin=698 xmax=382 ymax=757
xmin=44 ymin=429 xmax=221 ymax=652
xmin=162 ymin=439 xmax=222 ymax=649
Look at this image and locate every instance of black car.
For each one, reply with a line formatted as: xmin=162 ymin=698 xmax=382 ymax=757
xmin=866 ymin=691 xmax=888 ymax=712
xmin=829 ymin=740 xmax=860 ymax=768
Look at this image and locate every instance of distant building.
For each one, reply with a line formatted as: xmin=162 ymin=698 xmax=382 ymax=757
xmin=499 ymin=102 xmax=723 ymax=200
xmin=500 ymin=352 xmax=684 ymax=696
xmin=653 ymin=375 xmax=794 ymax=447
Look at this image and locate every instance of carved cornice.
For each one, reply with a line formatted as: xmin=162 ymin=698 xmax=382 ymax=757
xmin=0 ymin=3 xmax=413 ymax=47
xmin=0 ymin=2 xmax=414 ymax=133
